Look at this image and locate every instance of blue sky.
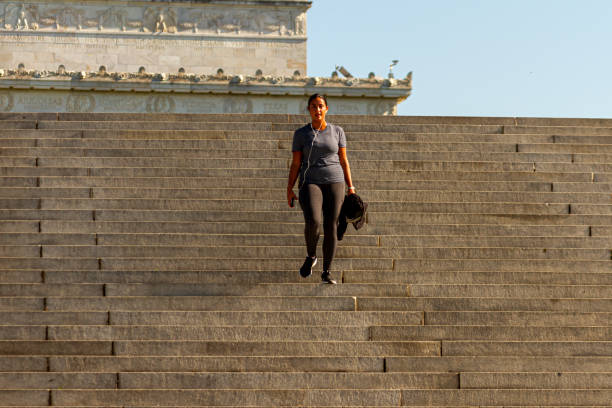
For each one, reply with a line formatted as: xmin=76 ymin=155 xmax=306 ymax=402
xmin=307 ymin=1 xmax=612 ymax=117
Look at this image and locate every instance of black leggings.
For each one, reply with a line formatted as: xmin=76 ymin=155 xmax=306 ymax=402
xmin=299 ymin=182 xmax=345 ymax=271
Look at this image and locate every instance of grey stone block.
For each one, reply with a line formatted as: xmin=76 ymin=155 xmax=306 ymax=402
xmin=0 ymin=187 xmax=90 ymax=198
xmin=99 ymin=257 xmax=391 ymax=272
xmin=46 ymin=296 xmax=358 ymax=312
xmin=0 ymin=121 xmax=36 ymax=129
xmin=51 ymin=389 xmax=402 ymax=407
xmin=0 ymin=341 xmax=112 ymax=355
xmin=394 ymin=259 xmax=612 ymax=273
xmin=113 ymin=340 xmax=440 ymax=357
xmin=425 ymin=311 xmax=612 ymax=326
xmin=358 ymin=297 xmax=612 ymax=312
xmin=48 ymin=325 xmax=371 ymax=341
xmin=400 ymin=389 xmax=612 ymax=406
xmin=409 ymin=284 xmax=612 ymax=298
xmin=386 ymin=356 xmax=612 ymax=373
xmin=443 ymin=340 xmax=612 ymax=356
xmin=50 ymin=356 xmax=385 ymax=373
xmin=0 ymin=221 xmax=39 ymax=233
xmin=346 ymin=270 xmax=612 ymax=285
xmin=0 ymin=298 xmax=43 ymax=311
xmin=0 ymin=373 xmax=115 ymax=389
xmin=105 ymin=283 xmax=408 ymax=297
xmin=0 ymin=326 xmax=45 ymax=340
xmin=461 ymin=372 xmax=612 ymax=389
xmin=118 ymin=372 xmax=458 ymax=390
xmin=0 ymin=258 xmax=99 ymax=270
xmin=0 ymin=356 xmax=47 ymax=372
xmin=0 ymin=284 xmax=103 ymax=297
xmin=370 ymin=325 xmax=612 ymax=341
xmin=0 ymin=312 xmax=108 ymax=325
xmin=0 ymin=390 xmax=49 ymax=406
xmin=109 ymin=311 xmax=423 ymax=327
xmin=0 ymin=233 xmax=96 ymax=245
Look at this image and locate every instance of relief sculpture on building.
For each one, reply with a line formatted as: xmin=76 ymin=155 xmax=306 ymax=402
xmin=1 ymin=2 xmax=308 ymax=37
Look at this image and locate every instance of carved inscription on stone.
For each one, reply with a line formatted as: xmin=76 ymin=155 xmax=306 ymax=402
xmin=66 ymin=93 xmax=95 ymax=112
xmin=1 ymin=2 xmax=308 ymax=37
xmin=0 ymin=91 xmax=14 ymax=111
xmin=146 ymin=95 xmax=175 ymax=113
xmin=223 ymin=98 xmax=253 ymax=114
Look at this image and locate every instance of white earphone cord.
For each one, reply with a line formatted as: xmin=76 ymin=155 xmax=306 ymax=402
xmin=300 ymin=123 xmax=322 ymax=191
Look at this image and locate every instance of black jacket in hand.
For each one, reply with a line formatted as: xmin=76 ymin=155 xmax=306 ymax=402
xmin=337 ymin=193 xmax=368 ymax=241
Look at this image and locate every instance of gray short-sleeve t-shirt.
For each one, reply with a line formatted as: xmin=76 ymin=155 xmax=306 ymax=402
xmin=292 ymin=123 xmax=347 ymax=186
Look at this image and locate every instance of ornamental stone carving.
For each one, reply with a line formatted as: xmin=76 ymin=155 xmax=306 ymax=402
xmin=66 ymin=93 xmax=95 ymax=113
xmin=146 ymin=95 xmax=175 ymax=113
xmin=0 ymin=91 xmax=14 ymax=112
xmin=1 ymin=2 xmax=308 ymax=37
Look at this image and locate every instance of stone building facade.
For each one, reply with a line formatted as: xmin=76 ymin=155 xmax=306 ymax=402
xmin=0 ymin=0 xmax=412 ymax=114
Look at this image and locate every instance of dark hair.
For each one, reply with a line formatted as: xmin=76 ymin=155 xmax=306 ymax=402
xmin=308 ymin=93 xmax=328 ymax=108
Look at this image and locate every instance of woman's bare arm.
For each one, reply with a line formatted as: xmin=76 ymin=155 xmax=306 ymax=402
xmin=287 ymin=151 xmax=302 ymax=206
xmin=338 ymin=147 xmax=355 ymax=195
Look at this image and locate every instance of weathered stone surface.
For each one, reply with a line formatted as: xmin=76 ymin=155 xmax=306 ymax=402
xmin=50 ymin=356 xmax=385 ymax=373
xmin=113 ymin=340 xmax=441 ymax=357
xmin=118 ymin=372 xmax=458 ymax=390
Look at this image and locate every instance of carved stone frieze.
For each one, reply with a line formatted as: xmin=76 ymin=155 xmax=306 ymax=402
xmin=0 ymin=66 xmax=413 ymax=91
xmin=1 ymin=1 xmax=308 ymax=37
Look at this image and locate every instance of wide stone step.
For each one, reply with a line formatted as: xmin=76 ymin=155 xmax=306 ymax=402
xmin=461 ymin=372 xmax=612 ymax=389
xmin=0 ymin=327 xmax=45 ymax=340
xmin=387 ymin=355 xmax=612 ymax=373
xmin=0 ymin=312 xmax=108 ymax=325
xmin=46 ymin=355 xmax=386 ymax=373
xmin=47 ymin=325 xmax=372 ymax=341
xmin=520 ymin=143 xmax=612 ymax=153
xmin=43 ymin=325 xmax=612 ymax=342
xmin=0 ymin=284 xmax=103 ymax=296
xmin=0 ymin=372 xmax=115 ymax=389
xmin=43 ymin=270 xmax=612 ymax=286
xmin=30 ymin=138 xmax=524 ymax=153
xmin=87 ymin=168 xmax=601 ymax=183
xmin=38 ymin=245 xmax=611 ymax=261
xmin=1 ymin=232 xmax=376 ymax=247
xmin=0 ymin=341 xmax=111 ymax=355
xmin=0 ymin=147 xmax=583 ymax=164
xmin=425 ymin=311 xmax=612 ymax=326
xmin=370 ymin=326 xmax=612 ymax=341
xmin=400 ymin=389 xmax=612 ymax=406
xmin=108 ymin=311 xmax=423 ymax=326
xmin=38 ymin=176 xmax=565 ymax=193
xmin=45 ymin=296 xmax=359 ymax=312
xmin=7 ymin=167 xmax=604 ymax=184
xmin=39 ymin=220 xmax=605 ymax=237
xmin=38 ymin=120 xmax=506 ymax=134
xmin=103 ymin=283 xmax=408 ymax=297
xmin=394 ymin=259 xmax=612 ymax=273
xmin=442 ymin=340 xmax=612 ymax=356
xmin=49 ymin=389 xmax=403 ymax=407
xmin=45 ymin=355 xmax=612 ymax=373
xmin=359 ymin=297 xmax=612 ymax=312
xmin=111 ymin=340 xmax=440 ymax=357
xmin=409 ymin=284 xmax=612 ymax=298
xmin=30 ymin=188 xmax=612 ymax=204
xmin=38 ymin=199 xmax=583 ymax=215
xmin=32 ymin=257 xmax=610 ymax=273
xmin=116 ymin=372 xmax=458 ymax=390
xmin=35 ymin=156 xmax=612 ymax=172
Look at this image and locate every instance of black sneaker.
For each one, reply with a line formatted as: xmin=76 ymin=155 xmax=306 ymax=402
xmin=321 ymin=270 xmax=337 ymax=284
xmin=300 ymin=256 xmax=317 ymax=278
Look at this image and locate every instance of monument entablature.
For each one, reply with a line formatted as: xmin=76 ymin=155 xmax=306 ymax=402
xmin=0 ymin=65 xmax=411 ymax=115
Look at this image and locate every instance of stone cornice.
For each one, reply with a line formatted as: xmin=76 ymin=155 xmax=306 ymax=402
xmin=0 ymin=68 xmax=412 ymax=100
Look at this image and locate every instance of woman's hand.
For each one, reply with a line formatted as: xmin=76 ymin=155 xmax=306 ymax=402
xmin=287 ymin=188 xmax=298 ymax=207
xmin=347 ymin=188 xmax=356 ymax=196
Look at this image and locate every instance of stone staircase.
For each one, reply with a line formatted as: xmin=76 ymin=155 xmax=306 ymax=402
xmin=0 ymin=112 xmax=611 ymax=407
